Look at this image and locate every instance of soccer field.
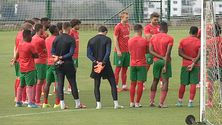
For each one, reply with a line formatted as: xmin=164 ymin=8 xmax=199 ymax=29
xmin=0 ymin=29 xmax=201 ymax=125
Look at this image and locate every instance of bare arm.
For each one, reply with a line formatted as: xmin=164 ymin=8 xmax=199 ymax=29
xmin=10 ymin=49 xmax=19 ymax=66
xmin=145 ymin=34 xmax=153 ymax=41
xmin=178 ymin=48 xmax=194 ymax=61
xmin=163 ymin=45 xmax=173 ymax=73
xmin=32 ymin=52 xmax=39 ymax=58
xmin=149 ymin=45 xmax=164 ymax=59
xmin=187 ymin=49 xmax=201 ymax=71
xmin=114 ymin=35 xmax=122 ymax=58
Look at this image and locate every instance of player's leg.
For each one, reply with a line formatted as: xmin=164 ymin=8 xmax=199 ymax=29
xmin=206 ymin=67 xmax=215 ymax=106
xmin=52 ymin=66 xmax=60 ymax=108
xmin=35 ymin=63 xmax=47 ymax=106
xmin=159 ymin=60 xmax=172 ymax=108
xmin=25 ymin=70 xmax=38 ymax=108
xmin=65 ymin=62 xmax=86 ymax=109
xmin=121 ymin=52 xmax=130 ymax=91
xmin=94 ymin=76 xmax=102 ymax=109
xmin=14 ymin=62 xmax=21 ymax=101
xmin=21 ymin=86 xmax=27 ymax=104
xmin=144 ymin=54 xmax=153 ymax=90
xmin=188 ymin=66 xmax=199 ymax=108
xmin=176 ymin=67 xmax=189 ymax=107
xmin=130 ymin=66 xmax=137 ymax=107
xmin=15 ymin=72 xmax=25 ymax=107
xmin=114 ymin=51 xmax=122 ymax=92
xmin=43 ymin=65 xmax=53 ymax=108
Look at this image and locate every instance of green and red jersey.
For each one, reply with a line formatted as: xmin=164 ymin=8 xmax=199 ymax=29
xmin=69 ymin=29 xmax=79 ymax=58
xmin=144 ymin=24 xmax=160 ymax=39
xmin=114 ymin=22 xmax=130 ymax=52
xmin=179 ymin=37 xmax=201 ymax=67
xmin=150 ymin=33 xmax=174 ymax=62
xmin=45 ymin=35 xmax=56 ymax=65
xmin=128 ymin=36 xmax=149 ymax=66
xmin=18 ymin=41 xmax=37 ymax=72
xmin=31 ymin=35 xmax=47 ymax=64
xmin=15 ymin=30 xmax=24 ymax=62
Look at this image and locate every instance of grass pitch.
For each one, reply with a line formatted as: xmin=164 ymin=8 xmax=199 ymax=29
xmin=0 ymin=29 xmax=201 ymax=125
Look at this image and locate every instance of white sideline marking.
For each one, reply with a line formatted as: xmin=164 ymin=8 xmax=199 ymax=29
xmin=0 ymin=104 xmax=196 ymax=119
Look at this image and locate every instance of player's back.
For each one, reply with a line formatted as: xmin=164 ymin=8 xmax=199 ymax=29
xmin=180 ymin=37 xmax=200 ymax=58
xmin=128 ymin=36 xmax=148 ymax=66
xmin=88 ymin=34 xmax=111 ymax=62
xmin=32 ymin=35 xmax=47 ymax=63
xmin=45 ymin=35 xmax=56 ymax=65
xmin=150 ymin=33 xmax=174 ymax=62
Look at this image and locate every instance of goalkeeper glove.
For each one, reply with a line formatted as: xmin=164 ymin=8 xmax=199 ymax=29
xmin=94 ymin=62 xmax=105 ymax=73
xmin=50 ymin=55 xmax=59 ymax=63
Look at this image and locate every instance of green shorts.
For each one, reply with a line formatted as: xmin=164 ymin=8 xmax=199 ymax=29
xmin=207 ymin=67 xmax=222 ymax=81
xmin=72 ymin=58 xmax=78 ymax=67
xmin=153 ymin=59 xmax=172 ymax=79
xmin=20 ymin=70 xmax=36 ymax=86
xmin=113 ymin=51 xmax=130 ymax=67
xmin=46 ymin=65 xmax=58 ymax=83
xmin=35 ymin=63 xmax=47 ymax=79
xmin=15 ymin=62 xmax=20 ymax=77
xmin=180 ymin=66 xmax=200 ymax=85
xmin=146 ymin=54 xmax=153 ymax=65
xmin=130 ymin=66 xmax=147 ymax=81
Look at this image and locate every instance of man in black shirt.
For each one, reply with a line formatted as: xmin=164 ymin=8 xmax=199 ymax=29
xmin=87 ymin=26 xmax=123 ymax=109
xmin=51 ymin=22 xmax=86 ymax=109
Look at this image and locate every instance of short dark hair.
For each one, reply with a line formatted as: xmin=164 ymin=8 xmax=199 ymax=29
xmin=32 ymin=18 xmax=40 ymax=24
xmin=134 ymin=24 xmax=143 ymax=32
xmin=40 ymin=17 xmax=49 ymax=23
xmin=150 ymin=12 xmax=159 ymax=19
xmin=190 ymin=26 xmax=198 ymax=35
xmin=35 ymin=24 xmax=43 ymax=32
xmin=70 ymin=19 xmax=81 ymax=28
xmin=62 ymin=22 xmax=71 ymax=30
xmin=98 ymin=26 xmax=108 ymax=33
xmin=215 ymin=23 xmax=221 ymax=36
xmin=24 ymin=20 xmax=35 ymax=25
xmin=56 ymin=22 xmax=63 ymax=30
xmin=23 ymin=30 xmax=31 ymax=38
xmin=49 ymin=25 xmax=57 ymax=34
xmin=160 ymin=21 xmax=168 ymax=31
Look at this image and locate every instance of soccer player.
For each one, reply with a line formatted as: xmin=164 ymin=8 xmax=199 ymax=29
xmin=12 ymin=23 xmax=33 ymax=102
xmin=51 ymin=22 xmax=86 ymax=109
xmin=205 ymin=24 xmax=222 ymax=107
xmin=149 ymin=22 xmax=174 ymax=108
xmin=31 ymin=17 xmax=41 ymax=36
xmin=11 ymin=30 xmax=39 ymax=108
xmin=68 ymin=19 xmax=82 ymax=93
xmin=40 ymin=17 xmax=51 ymax=40
xmin=129 ymin=24 xmax=148 ymax=107
xmin=43 ymin=25 xmax=60 ymax=108
xmin=175 ymin=26 xmax=200 ymax=108
xmin=31 ymin=24 xmax=47 ymax=106
xmin=144 ymin=12 xmax=160 ymax=90
xmin=114 ymin=11 xmax=130 ymax=92
xmin=87 ymin=26 xmax=123 ymax=109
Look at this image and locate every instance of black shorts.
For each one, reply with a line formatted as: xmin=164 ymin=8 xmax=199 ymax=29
xmin=90 ymin=61 xmax=115 ymax=79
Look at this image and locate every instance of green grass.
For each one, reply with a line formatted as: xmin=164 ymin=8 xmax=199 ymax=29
xmin=0 ymin=29 xmax=202 ymax=125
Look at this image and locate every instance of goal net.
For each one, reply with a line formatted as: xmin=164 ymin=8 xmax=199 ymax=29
xmin=200 ymin=0 xmax=222 ymax=124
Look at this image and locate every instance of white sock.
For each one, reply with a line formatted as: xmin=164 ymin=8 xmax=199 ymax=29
xmin=114 ymin=100 xmax=119 ymax=106
xmin=63 ymin=86 xmax=66 ymax=91
xmin=53 ymin=87 xmax=55 ymax=91
xmin=160 ymin=81 xmax=163 ymax=84
xmin=75 ymin=99 xmax=80 ymax=106
xmin=189 ymin=100 xmax=193 ymax=103
xmin=97 ymin=102 xmax=101 ymax=107
xmin=122 ymin=85 xmax=126 ymax=88
xmin=60 ymin=100 xmax=65 ymax=107
xmin=143 ymin=82 xmax=145 ymax=85
xmin=179 ymin=98 xmax=183 ymax=102
xmin=116 ymin=85 xmax=118 ymax=88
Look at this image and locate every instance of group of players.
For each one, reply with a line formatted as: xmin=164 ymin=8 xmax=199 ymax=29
xmin=11 ymin=11 xmax=219 ymax=109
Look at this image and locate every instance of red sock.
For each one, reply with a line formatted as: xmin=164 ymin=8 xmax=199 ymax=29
xmin=150 ymin=91 xmax=156 ymax=103
xmin=68 ymin=82 xmax=71 ymax=89
xmin=32 ymin=85 xmax=36 ymax=103
xmin=36 ymin=83 xmax=43 ymax=103
xmin=208 ymin=82 xmax=214 ymax=102
xmin=42 ymin=80 xmax=46 ymax=93
xmin=114 ymin=66 xmax=121 ymax=86
xmin=15 ymin=79 xmax=20 ymax=97
xmin=22 ymin=86 xmax=27 ymax=101
xmin=130 ymin=82 xmax=136 ymax=103
xmin=160 ymin=91 xmax=168 ymax=104
xmin=54 ymin=82 xmax=56 ymax=88
xmin=26 ymin=86 xmax=33 ymax=104
xmin=190 ymin=84 xmax=196 ymax=100
xmin=17 ymin=86 xmax=24 ymax=103
xmin=147 ymin=65 xmax=150 ymax=72
xmin=55 ymin=98 xmax=60 ymax=105
xmin=136 ymin=82 xmax=143 ymax=103
xmin=121 ymin=67 xmax=128 ymax=86
xmin=44 ymin=98 xmax=48 ymax=104
xmin=179 ymin=85 xmax=186 ymax=99
xmin=160 ymin=74 xmax=163 ymax=83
